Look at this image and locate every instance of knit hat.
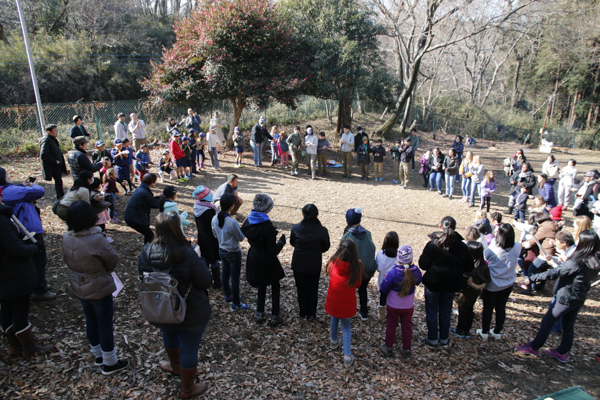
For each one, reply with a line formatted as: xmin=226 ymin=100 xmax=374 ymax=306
xmin=234 ymin=126 xmax=240 ymax=133
xmin=302 ymin=204 xmax=318 ymax=219
xmin=95 ymin=141 xmax=104 ymax=147
xmin=259 ymin=116 xmax=266 ymax=125
xmin=345 ymin=207 xmax=362 ymax=226
xmin=397 ymin=245 xmax=413 ymax=265
xmin=163 ymin=185 xmax=177 ymax=198
xmin=193 ymin=185 xmax=212 ymax=201
xmin=549 ymin=206 xmax=563 ymax=221
xmin=253 ymin=193 xmax=274 ymax=214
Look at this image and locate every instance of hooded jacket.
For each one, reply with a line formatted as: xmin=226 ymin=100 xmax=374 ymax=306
xmin=429 ymin=152 xmax=444 ymax=172
xmin=0 ymin=183 xmax=45 ymax=234
xmin=290 ymin=220 xmax=330 ymax=274
xmin=325 ymin=260 xmax=362 ymax=319
xmin=380 ymin=264 xmax=423 ymax=309
xmin=443 ymin=155 xmax=459 ymax=175
xmin=163 ymin=200 xmax=190 ymax=232
xmin=342 ymin=226 xmax=377 ymax=278
xmin=241 ymin=212 xmax=285 ymax=287
xmin=194 ymin=202 xmax=220 ymax=264
xmin=124 ymin=182 xmax=161 ymax=227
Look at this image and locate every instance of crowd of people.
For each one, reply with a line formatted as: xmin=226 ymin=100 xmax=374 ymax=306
xmin=1 ymin=112 xmax=600 ymax=398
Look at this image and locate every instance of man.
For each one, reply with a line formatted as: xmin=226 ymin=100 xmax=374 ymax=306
xmin=214 ymin=174 xmax=243 ymax=216
xmin=40 ymin=124 xmax=67 ymax=199
xmin=67 ymin=136 xmax=102 ymax=180
xmin=70 ymin=115 xmax=90 ymax=139
xmin=250 ymin=116 xmax=273 ymax=167
xmin=409 ymin=128 xmax=420 ymax=171
xmin=399 ymin=138 xmax=414 ymax=189
xmin=287 ymin=126 xmax=303 ymax=176
xmin=185 ymin=108 xmax=202 ymax=133
xmin=128 ymin=113 xmax=148 ymax=150
xmin=114 ymin=113 xmax=129 ymax=141
xmin=339 ymin=125 xmax=354 ymax=179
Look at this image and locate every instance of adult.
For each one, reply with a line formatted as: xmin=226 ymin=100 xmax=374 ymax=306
xmin=139 ymin=212 xmax=213 ymax=398
xmin=477 ymin=224 xmax=520 ymax=339
xmin=128 ymin=113 xmax=148 ymax=151
xmin=70 ymin=115 xmax=90 ymax=139
xmin=538 ymin=173 xmax=557 ymax=209
xmin=250 ymin=116 xmax=273 ymax=167
xmin=507 ymin=162 xmax=537 ymax=215
xmin=290 ymin=204 xmax=330 ymax=321
xmin=209 ymin=111 xmax=226 ymax=146
xmin=443 ymin=148 xmax=459 ymax=199
xmin=206 ymin=125 xmax=221 ymax=170
xmin=0 ymin=190 xmax=53 ymax=358
xmin=428 ymin=148 xmax=444 ymax=194
xmin=63 ymin=201 xmax=128 ymax=375
xmin=353 ymin=126 xmax=366 ymax=167
xmin=286 ymin=126 xmax=303 ymax=176
xmin=114 ymin=113 xmax=128 ymax=141
xmin=193 ymin=186 xmax=221 ymax=288
xmin=56 ymin=170 xmax=94 ymax=221
xmin=185 ymin=108 xmax=202 ymax=134
xmin=305 ymin=128 xmax=318 ymax=180
xmin=409 ymin=128 xmax=420 ymax=171
xmin=124 ymin=173 xmax=161 ymax=244
xmin=557 ymin=159 xmax=578 ymax=209
xmin=459 ymin=151 xmax=473 ymax=203
xmin=399 ymin=138 xmax=413 ymax=188
xmin=167 ymin=117 xmax=184 ymax=137
xmin=67 ymin=136 xmax=103 ymax=181
xmin=573 ymin=171 xmax=598 ymax=219
xmin=469 ymin=155 xmax=485 ymax=207
xmin=339 ymin=125 xmax=354 ymax=179
xmin=0 ymin=167 xmax=56 ymax=301
xmin=510 ymin=149 xmax=526 ymax=175
xmin=452 ymin=135 xmax=464 ymax=170
xmin=516 ymin=230 xmax=600 ymax=363
xmin=214 ymin=174 xmax=243 ymax=216
xmin=542 ymin=155 xmax=559 ymax=185
xmin=40 ymin=123 xmax=67 ymax=199
xmin=419 ymin=216 xmax=474 ymax=347
xmin=520 ymin=212 xmax=559 ymax=295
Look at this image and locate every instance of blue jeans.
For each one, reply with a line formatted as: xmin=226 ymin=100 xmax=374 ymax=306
xmin=470 ymin=182 xmax=481 ymax=206
xmin=270 ymin=143 xmax=278 ymax=161
xmin=105 ymin=194 xmax=116 ymax=219
xmin=161 ymin=321 xmax=209 ymax=368
xmin=445 ymin=173 xmax=456 ymax=196
xmin=250 ymin=141 xmax=263 ymax=166
xmin=514 ymin=209 xmax=525 ymax=223
xmin=79 ymin=295 xmax=114 ymax=352
xmin=424 ymin=288 xmax=455 ymax=343
xmin=429 ymin=171 xmax=442 ymax=191
xmin=219 ymin=249 xmax=242 ymax=305
xmin=330 ymin=317 xmax=352 ymax=356
xmin=208 ymin=147 xmax=220 ymax=168
xmin=527 ymin=258 xmax=549 ymax=290
xmin=461 ymin=177 xmax=471 ymax=198
xmin=530 ymin=298 xmax=582 ymax=354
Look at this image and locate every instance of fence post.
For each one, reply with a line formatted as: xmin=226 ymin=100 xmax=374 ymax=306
xmin=92 ymin=102 xmax=102 ymax=142
xmin=482 ymin=125 xmax=485 ymax=140
xmin=572 ymin=132 xmax=576 ymax=149
xmin=432 ymin=115 xmax=435 ymax=133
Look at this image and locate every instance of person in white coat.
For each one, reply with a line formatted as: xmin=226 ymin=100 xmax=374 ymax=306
xmin=206 ymin=126 xmax=221 ymax=170
xmin=209 ymin=112 xmax=226 ymax=146
xmin=557 ymin=159 xmax=578 ymax=209
xmin=305 ymin=128 xmax=318 ymax=180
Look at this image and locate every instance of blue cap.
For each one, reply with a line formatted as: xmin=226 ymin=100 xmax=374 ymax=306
xmin=182 ymin=136 xmax=190 ymax=141
xmin=113 ymin=138 xmax=123 ymax=145
xmin=189 ymin=128 xmax=197 ymax=134
xmin=95 ymin=141 xmax=105 ymax=147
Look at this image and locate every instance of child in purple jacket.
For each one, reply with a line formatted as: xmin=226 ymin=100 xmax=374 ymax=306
xmin=480 ymin=171 xmax=496 ymax=212
xmin=378 ymin=245 xmax=423 ymax=359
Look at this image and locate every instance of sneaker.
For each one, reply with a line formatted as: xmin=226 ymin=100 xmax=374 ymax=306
xmin=31 ymin=291 xmax=57 ymax=301
xmin=269 ymin=315 xmax=284 ymax=327
xmin=476 ymin=329 xmax=489 ymax=340
xmin=544 ymin=348 xmax=569 ymax=363
xmin=365 ymin=178 xmax=369 ymax=181
xmin=294 ymin=171 xmax=300 ymax=175
xmin=182 ymin=176 xmax=190 ymax=181
xmin=392 ymin=180 xmax=399 ymax=184
xmin=330 ymin=338 xmax=342 ymax=350
xmin=518 ymin=283 xmax=529 ymax=291
xmin=515 ymin=343 xmax=539 ymax=356
xmin=230 ymin=303 xmax=250 ymax=311
xmin=449 ymin=195 xmax=453 ymax=200
xmin=360 ymin=177 xmax=365 ymax=180
xmin=343 ymin=354 xmax=356 ymax=367
xmin=359 ymin=313 xmax=368 ymax=321
xmin=521 ymin=288 xmax=537 ymax=296
xmin=428 ymin=188 xmax=432 ymax=191
xmin=224 ymin=295 xmax=233 ymax=303
xmin=111 ymin=218 xmax=119 ymax=224
xmin=489 ymin=329 xmax=501 ymax=340
xmin=105 ymin=236 xmax=114 ymax=244
xmin=94 ymin=357 xmax=103 ymax=366
xmin=254 ymin=311 xmax=266 ymax=323
xmin=291 ymin=172 xmax=295 ymax=176
xmin=450 ymin=328 xmax=471 ymax=339
xmin=399 ymin=347 xmax=411 ymax=359
xmin=420 ymin=338 xmax=439 ymax=349
xmin=101 ymin=359 xmax=129 ymax=376
xmin=177 ymin=178 xmax=185 ymax=183
xmin=442 ymin=194 xmax=448 ymax=198
xmin=404 ymin=186 xmax=408 ymax=190
xmin=437 ymin=190 xmax=442 ymax=195
xmin=379 ymin=343 xmax=393 ymax=358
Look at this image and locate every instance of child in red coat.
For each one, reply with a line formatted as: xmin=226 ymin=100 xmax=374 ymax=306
xmin=325 ymin=239 xmax=363 ymax=367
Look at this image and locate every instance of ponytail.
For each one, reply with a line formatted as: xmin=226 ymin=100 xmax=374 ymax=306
xmin=217 ymin=210 xmax=227 ymax=228
xmin=399 ymin=265 xmax=415 ymax=297
xmin=159 ymin=196 xmax=167 ymax=212
xmin=435 ymin=216 xmax=458 ymax=251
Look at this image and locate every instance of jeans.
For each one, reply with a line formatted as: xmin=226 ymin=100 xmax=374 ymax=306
xmin=470 ymin=182 xmax=481 ymax=206
xmin=358 ymin=276 xmax=371 ymax=316
xmin=0 ymin=294 xmax=31 ymax=332
xmin=257 ymin=280 xmax=280 ymax=316
xmin=209 ymin=147 xmax=220 ymax=168
xmin=480 ymin=287 xmax=512 ymax=334
xmin=445 ymin=173 xmax=456 ymax=196
xmin=461 ymin=177 xmax=471 ymax=198
xmin=330 ymin=317 xmax=352 ymax=356
xmin=342 ymin=152 xmax=353 ymax=177
xmin=294 ymin=271 xmax=320 ymax=318
xmin=161 ymin=321 xmax=209 ymax=368
xmin=527 ymin=258 xmax=549 ymax=290
xmin=429 ymin=171 xmax=442 ymax=191
xmin=424 ymin=288 xmax=454 ymax=343
xmin=219 ymin=249 xmax=242 ymax=305
xmin=514 ymin=209 xmax=526 ymax=223
xmin=385 ymin=306 xmax=414 ymax=350
xmin=270 ymin=144 xmax=278 ymax=162
xmin=530 ymin=297 xmax=582 ymax=354
xmin=481 ymin=196 xmax=491 ymax=212
xmin=105 ymin=193 xmax=116 ymax=219
xmin=250 ymin=141 xmax=263 ymax=166
xmin=79 ymin=295 xmax=114 ymax=352
xmin=23 ymin=233 xmax=48 ymax=294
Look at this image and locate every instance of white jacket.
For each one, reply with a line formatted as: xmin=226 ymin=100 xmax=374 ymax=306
xmin=305 ymin=134 xmax=318 ymax=155
xmin=340 ymin=132 xmax=354 ymax=152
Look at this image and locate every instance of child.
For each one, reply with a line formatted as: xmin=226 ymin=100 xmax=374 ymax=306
xmin=480 ymin=171 xmax=496 ymax=212
xmin=474 ymin=210 xmax=493 ymax=235
xmin=279 ymin=131 xmax=290 ymax=169
xmin=159 ymin=186 xmax=190 ymax=233
xmin=196 ymin=132 xmax=207 ymax=170
xmin=451 ymin=241 xmax=490 ymax=339
xmin=390 ymin=139 xmax=402 ymax=184
xmin=514 ymin=186 xmax=529 ymax=223
xmin=357 ymin=136 xmax=371 ymax=181
xmin=134 ymin=144 xmax=151 ymax=181
xmin=110 ymin=138 xmax=133 ymax=194
xmin=376 ymin=232 xmax=399 ymax=321
xmin=102 ymin=168 xmax=119 ymax=223
xmin=89 ymin=178 xmax=113 ymax=242
xmin=207 ymin=126 xmax=221 ymax=170
xmin=92 ymin=141 xmax=112 ymax=165
xmin=324 ymin=239 xmax=363 ymax=367
xmin=169 ymin=132 xmax=187 ymax=182
xmin=181 ymin=136 xmax=194 ymax=178
xmin=530 ymin=195 xmax=548 ymax=215
xmin=379 ymin=245 xmax=422 ymax=358
xmin=419 ymin=149 xmax=431 ymax=188
xmin=158 ymin=150 xmax=177 ymax=182
xmin=372 ymin=139 xmax=386 ymax=182
xmin=270 ymin=126 xmax=280 ymax=166
xmin=98 ymin=156 xmax=112 ymax=183
xmin=232 ymin=127 xmax=244 ymax=168
xmin=316 ymin=132 xmax=330 ymax=176
xmin=122 ymin=138 xmax=136 ymax=186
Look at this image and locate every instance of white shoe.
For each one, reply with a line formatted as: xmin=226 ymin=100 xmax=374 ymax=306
xmin=476 ymin=329 xmax=488 ymax=340
xmin=489 ymin=329 xmax=501 ymax=340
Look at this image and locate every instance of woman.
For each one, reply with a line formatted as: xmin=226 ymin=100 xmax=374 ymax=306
xmin=166 ymin=117 xmax=184 ymax=137
xmin=469 ymin=155 xmax=485 ymax=207
xmin=452 ymin=135 xmax=464 ymax=169
xmin=63 ymin=201 xmax=127 ymax=374
xmin=56 ymin=169 xmax=94 ymax=221
xmin=124 ymin=173 xmax=161 ymax=244
xmin=419 ymin=216 xmax=474 ymax=347
xmin=209 ymin=111 xmax=226 ymax=146
xmin=520 ymin=212 xmax=559 ymax=295
xmin=443 ymin=148 xmax=459 ymax=199
xmin=516 ymin=230 xmax=600 ymax=363
xmin=477 ymin=223 xmax=520 ymax=340
xmin=510 ymin=149 xmax=526 ymax=175
xmin=290 ymin=204 xmax=330 ymax=321
xmin=459 ymin=151 xmax=473 ymax=203
xmin=573 ymin=215 xmax=592 ymax=244
xmin=542 ymin=155 xmax=559 ymax=185
xmin=428 ymin=148 xmax=444 ymax=194
xmin=193 ymin=186 xmax=221 ymax=289
xmin=557 ymin=159 xmax=577 ymax=209
xmin=139 ymin=212 xmax=213 ymax=398
xmin=305 ymin=129 xmax=318 ymax=179
xmin=206 ymin=126 xmax=221 ymax=170
xmin=419 ymin=149 xmax=431 ymax=188
xmin=537 ymin=173 xmax=557 ymax=209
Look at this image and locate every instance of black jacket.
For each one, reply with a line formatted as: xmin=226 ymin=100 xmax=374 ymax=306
xmin=354 ymin=132 xmax=367 ymax=152
xmin=70 ymin=125 xmax=90 ymax=139
xmin=443 ymin=155 xmax=459 ymax=175
xmin=138 ymin=243 xmax=212 ymax=329
xmin=68 ymin=148 xmax=102 ymax=180
xmin=124 ymin=183 xmax=161 ymax=227
xmin=290 ymin=221 xmax=330 ymax=274
xmin=400 ymin=145 xmax=413 ymax=163
xmin=241 ymin=219 xmax=285 ymax=287
xmin=250 ymin=124 xmax=273 ymax=144
xmin=195 ymin=208 xmax=220 ymax=265
xmin=357 ymin=142 xmax=371 ymax=164
xmin=419 ymin=232 xmax=474 ymax=293
xmin=0 ymin=204 xmax=38 ymax=300
xmin=510 ymin=170 xmax=537 ymax=194
xmin=429 ymin=153 xmax=444 ymax=172
xmin=39 ymin=134 xmax=66 ymax=181
xmin=371 ymin=145 xmax=386 ymax=163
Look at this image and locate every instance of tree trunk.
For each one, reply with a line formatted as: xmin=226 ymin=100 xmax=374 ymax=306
xmin=357 ymin=94 xmax=363 ymax=115
xmin=0 ymin=21 xmax=10 ymax=46
xmin=228 ymin=92 xmax=246 ymax=147
xmin=511 ymin=53 xmax=522 ymax=108
xmin=380 ymin=106 xmax=388 ymax=120
xmin=336 ymin=97 xmax=352 ymax=133
xmin=399 ymin=94 xmax=413 ymax=134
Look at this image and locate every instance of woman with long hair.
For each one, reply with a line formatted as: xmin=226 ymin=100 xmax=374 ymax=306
xmin=573 ymin=215 xmax=592 ymax=244
xmin=459 ymin=151 xmax=473 ymax=202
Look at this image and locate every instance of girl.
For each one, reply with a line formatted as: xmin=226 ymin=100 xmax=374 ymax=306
xmin=428 ymin=148 xmax=445 ymax=193
xmin=443 ymin=148 xmax=459 ymax=199
xmin=474 ymin=210 xmax=492 ymax=235
xmin=459 ymin=151 xmax=473 ymax=202
xmin=510 ymin=149 xmax=526 ymax=175
xmin=102 ymin=168 xmax=119 ymax=223
xmin=538 ymin=173 xmax=557 ymax=208
xmin=269 ymin=126 xmax=280 ymax=166
xmin=573 ymin=215 xmax=591 ymax=244
xmin=325 ymin=239 xmax=363 ymax=367
xmin=480 ymin=171 xmax=496 ymax=212
xmin=279 ymin=131 xmax=290 ymax=169
xmin=159 ymin=186 xmax=189 ymax=234
xmin=206 ymin=126 xmax=221 ymax=170
xmin=89 ymin=178 xmax=112 ymax=242
xmin=469 ymin=155 xmax=485 ymax=207
xmin=232 ymin=127 xmax=244 ymax=168
xmin=379 ymin=245 xmax=423 ymax=358
xmin=419 ymin=149 xmax=431 ymax=188
xmin=158 ymin=150 xmax=177 ymax=183
xmin=520 ymin=212 xmax=559 ymax=295
xmin=193 ymin=186 xmax=221 ymax=289
xmin=530 ymin=195 xmax=548 ymax=215
xmin=376 ymin=232 xmax=400 ymax=321
xmin=558 ymin=159 xmax=577 ymax=209
xmin=452 ymin=135 xmax=464 ymax=168
xmin=196 ymin=132 xmax=207 ymax=170
xmin=169 ymin=132 xmax=187 ymax=182
xmin=57 ymin=170 xmax=94 ymax=222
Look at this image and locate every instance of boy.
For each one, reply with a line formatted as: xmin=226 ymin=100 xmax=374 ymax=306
xmin=182 ymin=136 xmax=194 ymax=178
xmin=400 ymin=138 xmax=414 ymax=189
xmin=110 ymin=138 xmax=133 ymax=194
xmin=169 ymin=132 xmax=187 ymax=182
xmin=317 ymin=132 xmax=330 ymax=176
xmin=514 ymin=186 xmax=529 ymax=223
xmin=390 ymin=139 xmax=402 ymax=184
xmin=286 ymin=126 xmax=303 ymax=176
xmin=232 ymin=127 xmax=244 ymax=168
xmin=357 ymin=136 xmax=371 ymax=181
xmin=134 ymin=144 xmax=151 ymax=181
xmin=372 ymin=139 xmax=386 ymax=181
xmin=159 ymin=150 xmax=177 ymax=182
xmin=197 ymin=132 xmax=207 ymax=170
xmin=92 ymin=141 xmax=112 ymax=165
xmin=122 ymin=138 xmax=137 ymax=187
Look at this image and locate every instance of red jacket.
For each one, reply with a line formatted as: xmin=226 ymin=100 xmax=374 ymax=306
xmin=170 ymin=139 xmax=185 ymax=160
xmin=325 ymin=259 xmax=362 ymax=319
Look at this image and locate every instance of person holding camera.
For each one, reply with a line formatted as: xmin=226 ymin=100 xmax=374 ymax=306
xmin=40 ymin=124 xmax=67 ymax=199
xmin=68 ymin=136 xmax=103 ymax=181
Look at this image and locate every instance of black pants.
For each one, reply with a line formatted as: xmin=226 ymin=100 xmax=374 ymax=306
xmin=456 ymin=287 xmax=482 ymax=334
xmin=422 ymin=171 xmax=430 ymax=187
xmin=481 ymin=287 xmax=512 ymax=334
xmin=51 ymin=168 xmax=64 ymax=199
xmin=126 ymin=220 xmax=154 ymax=244
xmin=293 ymin=271 xmax=320 ymax=318
xmin=257 ymin=281 xmax=281 ymax=316
xmin=23 ymin=233 xmax=47 ymax=294
xmin=0 ymin=294 xmax=31 ymax=332
xmin=358 ymin=276 xmax=372 ymax=316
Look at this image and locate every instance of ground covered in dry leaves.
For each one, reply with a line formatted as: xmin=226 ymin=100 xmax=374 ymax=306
xmin=0 ymin=125 xmax=599 ymax=399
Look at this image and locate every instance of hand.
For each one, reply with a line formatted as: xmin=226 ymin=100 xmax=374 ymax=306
xmin=278 ymin=234 xmax=286 ymax=245
xmin=56 ymin=160 xmax=60 ymax=164
xmin=544 ymin=255 xmax=552 ymax=261
xmin=521 ymin=277 xmax=531 ymax=286
xmin=34 ymin=240 xmax=45 ymax=253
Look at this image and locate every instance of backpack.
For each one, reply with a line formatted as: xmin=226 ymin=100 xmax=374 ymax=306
xmin=136 ymin=268 xmax=191 ymax=324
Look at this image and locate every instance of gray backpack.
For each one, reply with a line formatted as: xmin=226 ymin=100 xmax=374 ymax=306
xmin=136 ymin=269 xmax=191 ymax=324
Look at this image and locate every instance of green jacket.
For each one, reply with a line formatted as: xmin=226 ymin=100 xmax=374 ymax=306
xmin=286 ymin=133 xmax=302 ymax=150
xmin=342 ymin=226 xmax=377 ymax=278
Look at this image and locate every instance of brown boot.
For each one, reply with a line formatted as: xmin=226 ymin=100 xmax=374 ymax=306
xmin=179 ymin=366 xmax=208 ymax=399
xmin=2 ymin=325 xmax=22 ymax=356
xmin=160 ymin=348 xmax=181 ymax=375
xmin=15 ymin=323 xmax=54 ymax=358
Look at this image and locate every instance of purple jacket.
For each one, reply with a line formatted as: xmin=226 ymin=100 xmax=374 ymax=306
xmin=538 ymin=181 xmax=557 ymax=208
xmin=0 ymin=184 xmax=45 ymax=234
xmin=419 ymin=154 xmax=430 ymax=173
xmin=380 ymin=264 xmax=422 ymax=308
xmin=481 ymin=180 xmax=496 ymax=197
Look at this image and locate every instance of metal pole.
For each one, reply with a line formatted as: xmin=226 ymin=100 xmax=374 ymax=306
xmin=15 ymin=0 xmax=45 ymax=136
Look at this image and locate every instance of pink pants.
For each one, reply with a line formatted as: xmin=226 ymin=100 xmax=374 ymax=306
xmin=385 ymin=306 xmax=414 ymax=350
xmin=280 ymin=152 xmax=289 ymax=166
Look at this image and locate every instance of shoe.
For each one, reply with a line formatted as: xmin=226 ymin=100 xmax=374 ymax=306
xmin=230 ymin=303 xmax=250 ymax=311
xmin=365 ymin=178 xmax=369 ymax=181
xmin=269 ymin=315 xmax=284 ymax=327
xmin=254 ymin=311 xmax=266 ymax=323
xmin=330 ymin=338 xmax=342 ymax=350
xmin=449 ymin=195 xmax=453 ymax=200
xmin=2 ymin=325 xmax=22 ymax=356
xmin=31 ymin=292 xmax=57 ymax=301
xmin=489 ymin=329 xmax=501 ymax=340
xmin=291 ymin=172 xmax=295 ymax=176
xmin=400 ymin=347 xmax=411 ymax=359
xmin=295 ymin=171 xmax=300 ymax=175
xmin=450 ymin=328 xmax=471 ymax=339
xmin=420 ymin=338 xmax=439 ymax=349
xmin=211 ymin=266 xmax=222 ymax=289
xmin=379 ymin=343 xmax=393 ymax=358
xmin=404 ymin=186 xmax=408 ymax=190
xmin=428 ymin=188 xmax=432 ymax=191
xmin=101 ymin=359 xmax=129 ymax=375
xmin=392 ymin=180 xmax=399 ymax=184
xmin=224 ymin=295 xmax=233 ymax=303
xmin=476 ymin=329 xmax=489 ymax=340
xmin=515 ymin=343 xmax=539 ymax=356
xmin=359 ymin=313 xmax=368 ymax=321
xmin=343 ymin=354 xmax=356 ymax=367
xmin=111 ymin=218 xmax=119 ymax=224
xmin=105 ymin=236 xmax=114 ymax=244
xmin=442 ymin=194 xmax=448 ymax=198
xmin=437 ymin=190 xmax=442 ymax=195
xmin=159 ymin=348 xmax=181 ymax=375
xmin=378 ymin=306 xmax=386 ymax=321
xmin=521 ymin=289 xmax=537 ymax=296
xmin=360 ymin=177 xmax=364 ymax=180
xmin=177 ymin=178 xmax=185 ymax=183
xmin=182 ymin=177 xmax=190 ymax=181
xmin=544 ymin=348 xmax=569 ymax=363
xmin=179 ymin=366 xmax=208 ymax=399
xmin=15 ymin=323 xmax=54 ymax=358
xmin=94 ymin=357 xmax=103 ymax=366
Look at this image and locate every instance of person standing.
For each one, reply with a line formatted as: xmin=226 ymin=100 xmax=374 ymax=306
xmin=128 ymin=113 xmax=148 ymax=151
xmin=469 ymin=155 xmax=485 ymax=207
xmin=557 ymin=160 xmax=578 ymax=210
xmin=124 ymin=173 xmax=161 ymax=244
xmin=213 ymin=174 xmax=243 ymax=216
xmin=68 ymin=136 xmax=102 ymax=180
xmin=114 ymin=113 xmax=129 ymax=142
xmin=390 ymin=139 xmax=402 ymax=184
xmin=428 ymin=148 xmax=445 ymax=194
xmin=443 ymin=148 xmax=459 ymax=199
xmin=399 ymin=138 xmax=413 ymax=189
xmin=193 ymin=186 xmax=222 ymax=289
xmin=70 ymin=115 xmax=90 ymax=139
xmin=286 ymin=126 xmax=303 ymax=176
xmin=459 ymin=151 xmax=473 ymax=203
xmin=316 ymin=132 xmax=331 ymax=176
xmin=340 ymin=125 xmax=354 ymax=179
xmin=40 ymin=124 xmax=67 ymax=199
xmin=305 ymin=128 xmax=318 ymax=179
xmin=206 ymin=126 xmax=221 ymax=170
xmin=250 ymin=117 xmax=272 ymax=167
xmin=353 ymin=127 xmax=366 ymax=167
xmin=372 ymin=139 xmax=386 ymax=182
xmin=185 ymin=108 xmax=202 ymax=134
xmin=209 ymin=111 xmax=226 ymax=146
xmin=409 ymin=128 xmax=420 ymax=171
xmin=452 ymin=135 xmax=464 ymax=172
xmin=507 ymin=162 xmax=537 ymax=215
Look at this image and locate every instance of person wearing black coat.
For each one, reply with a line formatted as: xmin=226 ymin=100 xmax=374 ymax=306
xmin=508 ymin=162 xmax=537 ymax=214
xmin=138 ymin=211 xmax=212 ymax=398
xmin=290 ymin=204 xmax=330 ymax=321
xmin=249 ymin=117 xmax=273 ymax=167
xmin=0 ymin=198 xmax=53 ymax=358
xmin=40 ymin=124 xmax=67 ymax=199
xmin=192 ymin=185 xmax=221 ymax=289
xmin=67 ymin=136 xmax=102 ymax=180
xmin=241 ymin=194 xmax=286 ymax=326
xmin=124 ymin=174 xmax=161 ymax=244
xmin=419 ymin=216 xmax=474 ymax=347
xmin=70 ymin=115 xmax=90 ymax=139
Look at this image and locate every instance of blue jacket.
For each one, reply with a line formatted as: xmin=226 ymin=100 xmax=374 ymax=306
xmin=0 ymin=184 xmax=45 ymax=234
xmin=538 ymin=181 xmax=557 ymax=208
xmin=134 ymin=150 xmax=150 ymax=171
